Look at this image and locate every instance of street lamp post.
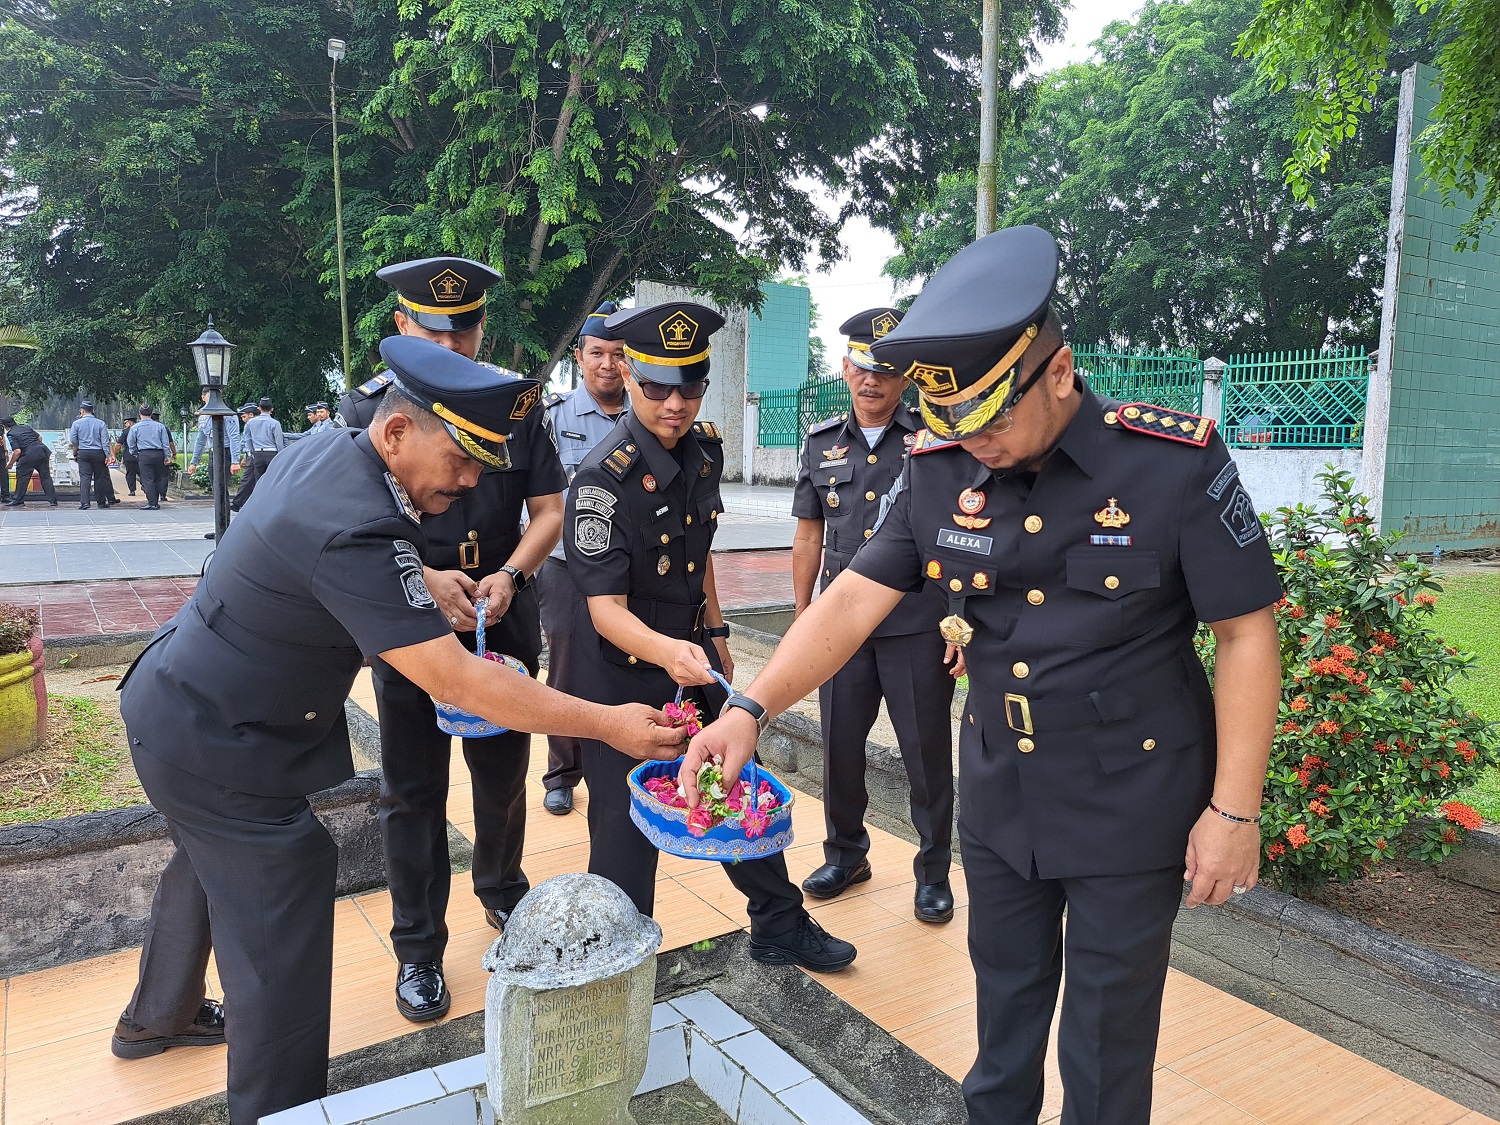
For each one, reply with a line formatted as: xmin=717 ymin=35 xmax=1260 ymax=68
xmin=328 ymin=37 xmax=352 ymax=390
xmin=187 ymin=317 xmax=237 ymax=543
xmin=178 ymin=406 xmax=191 ymax=472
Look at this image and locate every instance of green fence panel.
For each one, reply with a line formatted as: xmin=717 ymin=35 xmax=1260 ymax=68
xmin=1222 ymin=348 xmax=1369 ymax=448
xmin=759 ymin=378 xmax=921 ymax=448
xmin=1073 ymin=347 xmax=1203 ymax=414
xmin=757 ymin=387 xmax=802 ymax=447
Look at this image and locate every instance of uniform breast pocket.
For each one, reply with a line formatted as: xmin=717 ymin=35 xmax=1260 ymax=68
xmin=1063 ymin=547 xmax=1162 ymax=648
xmin=642 ymin=509 xmax=685 ymax=549
xmin=696 ymin=491 xmax=723 ymax=529
xmin=816 ymin=464 xmax=854 ymax=518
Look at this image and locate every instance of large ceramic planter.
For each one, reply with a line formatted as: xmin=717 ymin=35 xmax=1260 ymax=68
xmin=0 ymin=633 xmax=47 ymax=763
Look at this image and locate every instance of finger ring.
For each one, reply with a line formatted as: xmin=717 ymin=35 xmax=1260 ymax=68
xmin=449 ymin=615 xmax=458 ymax=625
xmin=1232 ymin=885 xmax=1248 ymax=894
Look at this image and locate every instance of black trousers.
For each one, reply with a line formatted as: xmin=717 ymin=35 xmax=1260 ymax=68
xmin=818 ymin=629 xmax=955 ymax=882
xmin=125 ymin=745 xmax=338 ymax=1125
xmin=137 ymin=449 xmax=169 ymax=505
xmin=960 ymin=829 xmax=1182 ymax=1125
xmin=535 ymin=557 xmax=584 ymax=791
xmin=10 ymin=448 xmax=57 ymax=504
xmin=231 ymin=450 xmax=277 ymax=511
xmin=77 ymin=448 xmax=110 ymax=506
xmin=122 ymin=456 xmax=140 ymax=494
xmin=371 ymin=586 xmax=541 ymax=963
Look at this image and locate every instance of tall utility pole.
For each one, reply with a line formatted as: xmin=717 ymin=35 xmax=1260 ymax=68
xmin=327 ymin=38 xmax=353 ymax=390
xmin=976 ymin=0 xmax=999 ymax=237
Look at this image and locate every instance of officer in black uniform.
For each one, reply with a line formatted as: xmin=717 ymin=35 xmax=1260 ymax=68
xmin=792 ymin=307 xmax=959 ymax=922
xmin=338 ymin=256 xmax=567 ymax=1024
xmin=2 ymin=416 xmax=59 ymax=507
xmin=565 ymin=301 xmax=857 ymax=973
xmin=109 ymin=336 xmax=683 ymax=1125
xmin=683 ymin=226 xmax=1283 ymax=1125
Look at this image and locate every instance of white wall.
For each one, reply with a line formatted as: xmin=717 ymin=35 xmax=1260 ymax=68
xmin=1235 ymin=448 xmax=1363 ymax=514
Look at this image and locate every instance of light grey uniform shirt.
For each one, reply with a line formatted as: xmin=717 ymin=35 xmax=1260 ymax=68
xmin=544 ymin=387 xmax=627 ymax=561
xmin=242 ymin=413 xmax=286 ymax=453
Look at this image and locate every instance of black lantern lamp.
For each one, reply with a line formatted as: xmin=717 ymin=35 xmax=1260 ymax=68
xmin=188 ymin=317 xmax=237 ymax=542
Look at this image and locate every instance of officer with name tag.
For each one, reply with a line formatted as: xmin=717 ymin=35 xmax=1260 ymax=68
xmin=340 ymin=256 xmax=567 ymax=1024
xmin=69 ymin=399 xmax=115 ymax=509
xmin=536 ymin=301 xmax=629 ymax=815
xmin=108 ymin=336 xmax=683 ymax=1125
xmin=683 ymin=226 xmax=1282 ymax=1125
xmin=564 ymin=301 xmax=858 ymax=973
xmin=792 ymin=307 xmax=959 ymax=923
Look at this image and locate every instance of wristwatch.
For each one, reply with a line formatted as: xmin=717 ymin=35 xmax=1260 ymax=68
xmin=722 ymin=692 xmax=770 ymax=734
xmin=705 ymin=623 xmax=731 ymax=638
xmin=499 ymin=564 xmax=528 ymax=591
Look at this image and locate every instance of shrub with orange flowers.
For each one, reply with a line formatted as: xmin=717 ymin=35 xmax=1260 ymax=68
xmin=1205 ymin=469 xmax=1496 ymax=891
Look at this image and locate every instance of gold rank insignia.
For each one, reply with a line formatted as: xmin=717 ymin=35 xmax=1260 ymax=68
xmin=926 ymin=559 xmax=943 ymax=580
xmin=643 ymin=474 xmax=657 ymax=492
xmin=1115 ymin=402 xmax=1215 ymax=446
xmin=1094 ymin=498 xmax=1131 ymax=528
xmin=953 ymin=513 xmax=992 ymax=530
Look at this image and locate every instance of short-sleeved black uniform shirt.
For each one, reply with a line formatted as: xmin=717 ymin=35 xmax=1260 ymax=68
xmin=121 ymin=430 xmax=453 ymax=797
xmin=849 ymin=383 xmax=1282 ymax=877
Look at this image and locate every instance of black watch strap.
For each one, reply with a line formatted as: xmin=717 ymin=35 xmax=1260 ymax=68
xmin=705 ymin=624 xmax=731 ymax=638
xmin=500 ymin=564 xmax=527 ymax=591
xmin=722 ymin=692 xmax=769 ymax=733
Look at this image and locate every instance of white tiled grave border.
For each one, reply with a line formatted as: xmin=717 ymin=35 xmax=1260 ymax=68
xmin=261 ymin=988 xmax=873 ymax=1125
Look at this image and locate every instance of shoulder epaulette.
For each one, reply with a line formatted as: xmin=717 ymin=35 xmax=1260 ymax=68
xmin=601 ymin=438 xmax=641 ymax=481
xmin=691 ymin=420 xmax=722 ymax=442
xmin=355 ymin=372 xmax=393 ymax=399
xmin=544 ymin=391 xmax=565 ymax=409
xmin=911 ymin=428 xmax=959 ymax=455
xmin=1113 ymin=403 xmax=1214 ymax=447
xmin=807 ymin=414 xmax=846 ymax=436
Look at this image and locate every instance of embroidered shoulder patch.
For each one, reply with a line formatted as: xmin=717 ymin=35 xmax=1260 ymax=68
xmin=574 ymin=514 xmax=612 ymax=556
xmin=544 ymin=391 xmax=566 ymax=409
xmin=911 ymin=429 xmax=960 ymax=455
xmin=1117 ymin=403 xmax=1214 ymax=447
xmin=1219 ymin=484 xmax=1264 ymax=547
xmin=692 ymin=420 xmax=723 ymax=442
xmin=602 ymin=442 xmax=639 ymax=481
xmin=807 ymin=414 xmax=845 ymax=436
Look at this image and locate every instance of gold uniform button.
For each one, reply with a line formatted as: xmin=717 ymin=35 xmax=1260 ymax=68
xmin=864 ymin=528 xmax=873 ymax=539
xmin=660 ymin=533 xmax=670 ymax=544
xmin=686 ymin=515 xmax=693 ymax=525
xmin=687 ymin=561 xmax=696 ymax=573
xmin=1104 ymin=411 xmax=1119 ymax=425
xmin=1027 ymin=589 xmax=1045 ymax=605
xmin=304 ymin=711 xmax=317 ymax=721
xmin=1012 ymin=661 xmax=1029 ymax=678
xmin=968 ymin=714 xmax=975 ymax=725
xmin=710 ymin=509 xmax=718 ymax=519
xmin=1024 ymin=515 xmax=1043 ymax=533
xmin=865 ymin=491 xmax=877 ymax=501
xmin=1104 ymin=575 xmax=1120 ymax=590
xmin=867 ymin=454 xmax=878 ymax=464
xmin=949 ymin=578 xmax=963 ymax=592
xmin=828 ymin=475 xmax=837 ymax=484
xmin=627 ymin=655 xmax=638 ymax=665
xmin=824 ymin=569 xmax=831 ymax=578
xmin=1018 ymin=737 xmax=1035 ymax=753
xmin=1142 ymin=738 xmax=1156 ymax=751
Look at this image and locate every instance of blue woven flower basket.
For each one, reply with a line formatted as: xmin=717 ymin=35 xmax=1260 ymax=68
xmin=433 ymin=599 xmax=528 ymax=737
xmin=627 ymin=758 xmax=795 ymax=862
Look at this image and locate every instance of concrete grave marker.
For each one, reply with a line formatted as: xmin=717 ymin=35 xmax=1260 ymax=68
xmin=483 ymin=872 xmax=662 ymax=1123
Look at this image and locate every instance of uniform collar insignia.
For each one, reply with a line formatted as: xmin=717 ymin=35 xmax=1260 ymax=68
xmin=384 ymin=472 xmax=422 ymax=524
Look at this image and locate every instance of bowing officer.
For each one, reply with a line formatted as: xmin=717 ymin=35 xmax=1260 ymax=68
xmin=792 ymin=308 xmax=958 ymax=922
xmin=536 ymin=301 xmax=629 ymax=815
xmin=565 ymin=301 xmax=857 ymax=973
xmin=683 ymin=226 xmax=1282 ymax=1125
xmin=1 ymin=416 xmax=59 ymax=507
xmin=343 ymin=256 xmax=567 ymax=1024
xmin=110 ymin=337 xmax=682 ymax=1125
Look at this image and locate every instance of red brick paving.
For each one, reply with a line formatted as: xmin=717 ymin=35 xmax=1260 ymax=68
xmin=2 ymin=552 xmax=794 ymax=640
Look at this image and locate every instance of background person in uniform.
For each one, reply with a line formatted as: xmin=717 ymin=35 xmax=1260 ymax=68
xmin=565 ymin=301 xmax=857 ymax=973
xmin=110 ymin=336 xmax=685 ymax=1125
xmin=114 ymin=418 xmax=140 ymax=497
xmin=187 ymin=388 xmax=242 ymax=477
xmin=537 ymin=300 xmax=628 ymax=815
xmin=0 ymin=421 xmax=8 ymax=503
xmin=69 ymin=399 xmax=115 ymax=509
xmin=231 ymin=396 xmax=284 ymax=511
xmin=126 ymin=405 xmax=175 ymax=509
xmin=683 ymin=226 xmax=1282 ymax=1125
xmin=1 ymin=416 xmax=59 ymax=507
xmin=791 ymin=307 xmax=960 ymax=923
xmin=349 ymin=255 xmax=567 ymax=1023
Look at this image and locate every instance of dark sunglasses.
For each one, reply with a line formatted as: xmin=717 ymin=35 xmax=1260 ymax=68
xmin=637 ymin=378 xmax=709 ymax=401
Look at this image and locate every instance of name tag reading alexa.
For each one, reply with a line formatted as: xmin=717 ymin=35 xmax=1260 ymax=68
xmin=936 ymin=528 xmax=994 ymax=555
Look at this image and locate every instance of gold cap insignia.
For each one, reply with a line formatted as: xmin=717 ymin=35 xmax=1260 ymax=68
xmin=906 ymin=363 xmax=959 ymax=397
xmin=660 ymin=311 xmax=699 ymax=352
xmin=1094 ymin=498 xmax=1131 ymax=529
xmin=872 ymin=311 xmax=899 ymax=339
xmin=510 ymin=385 xmax=540 ymax=420
xmin=429 ymin=268 xmax=468 ymax=304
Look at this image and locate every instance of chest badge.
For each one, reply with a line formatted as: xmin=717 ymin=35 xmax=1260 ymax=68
xmin=958 ymin=488 xmax=986 ymax=515
xmin=926 ymin=559 xmax=943 ymax=580
xmin=1094 ymin=497 xmax=1131 ymax=529
xmin=939 ymin=614 xmax=974 ymax=648
xmin=658 ymin=555 xmax=671 ymax=575
xmin=972 ymin=571 xmax=990 ymax=590
xmin=643 ymin=474 xmax=657 ymax=493
xmin=953 ymin=513 xmax=992 ymax=530
xmin=822 ymin=444 xmax=848 ymax=463
xmin=826 ymin=489 xmax=840 ymax=509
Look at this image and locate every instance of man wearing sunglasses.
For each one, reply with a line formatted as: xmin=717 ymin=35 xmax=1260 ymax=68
xmin=682 ymin=226 xmax=1282 ymax=1125
xmin=562 ymin=300 xmax=857 ymax=973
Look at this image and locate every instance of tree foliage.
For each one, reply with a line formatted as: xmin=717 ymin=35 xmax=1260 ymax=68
xmin=1238 ymin=0 xmax=1497 ymax=248
xmin=886 ymin=0 xmax=1431 ymax=355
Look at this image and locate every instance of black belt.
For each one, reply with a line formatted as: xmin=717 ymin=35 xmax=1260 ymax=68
xmin=997 ymin=665 xmax=1190 ymax=735
xmin=626 ymin=597 xmax=706 ymax=638
xmin=426 ymin=535 xmax=519 ymax=572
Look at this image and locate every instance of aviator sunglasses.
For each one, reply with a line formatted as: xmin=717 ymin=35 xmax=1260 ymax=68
xmin=636 ymin=378 xmax=710 ymax=401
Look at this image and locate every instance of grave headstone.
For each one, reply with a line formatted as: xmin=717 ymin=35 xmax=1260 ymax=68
xmin=483 ymin=871 xmax=663 ymax=1123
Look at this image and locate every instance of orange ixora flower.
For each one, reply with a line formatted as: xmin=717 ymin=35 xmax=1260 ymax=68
xmin=1290 ymin=696 xmax=1311 ymax=712
xmin=1286 ymin=824 xmax=1311 ymax=849
xmin=1313 ymin=720 xmax=1340 ymax=736
xmin=1441 ymin=801 xmax=1483 ymax=831
xmin=1330 ymin=644 xmax=1357 ymax=662
xmin=1309 ymin=799 xmax=1330 ymax=817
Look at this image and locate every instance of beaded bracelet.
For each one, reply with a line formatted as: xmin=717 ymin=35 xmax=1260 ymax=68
xmin=1209 ymin=799 xmax=1260 ymax=825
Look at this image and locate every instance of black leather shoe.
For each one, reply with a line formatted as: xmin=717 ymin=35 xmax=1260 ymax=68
xmin=395 ymin=961 xmax=450 ymax=1022
xmin=801 ymin=859 xmax=872 ymax=900
xmin=111 ymin=1000 xmax=225 ymax=1059
xmin=543 ymin=787 xmax=573 ymax=815
xmin=749 ymin=915 xmax=856 ymax=973
xmin=483 ymin=907 xmax=510 ymax=932
xmin=914 ymin=879 xmax=955 ymax=923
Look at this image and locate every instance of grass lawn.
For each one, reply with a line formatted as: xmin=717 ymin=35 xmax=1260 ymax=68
xmin=1430 ymin=571 xmax=1500 ymax=821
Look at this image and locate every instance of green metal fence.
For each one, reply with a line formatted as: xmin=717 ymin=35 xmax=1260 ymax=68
xmin=757 ymin=378 xmax=920 ymax=448
xmin=1222 ymin=347 xmax=1369 ymax=448
xmin=1072 ymin=347 xmax=1203 ymax=414
xmin=757 ymin=387 xmax=802 ymax=447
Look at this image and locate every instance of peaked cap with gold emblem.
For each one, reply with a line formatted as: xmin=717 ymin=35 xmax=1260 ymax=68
xmin=377 ymin=256 xmax=502 ymax=333
xmin=839 ymin=306 xmax=904 ymax=372
xmin=605 ymin=301 xmax=724 ymax=385
xmin=378 ymin=336 xmax=540 ymax=470
xmin=870 ymin=225 xmax=1060 ymax=440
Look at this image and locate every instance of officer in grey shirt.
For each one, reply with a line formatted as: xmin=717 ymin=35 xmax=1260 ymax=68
xmin=126 ymin=405 xmax=176 ymax=509
xmin=187 ymin=390 xmax=243 ymax=473
xmin=535 ymin=301 xmax=629 ymax=814
xmin=69 ymin=400 xmax=115 ymax=509
xmin=233 ymin=397 xmax=286 ymax=511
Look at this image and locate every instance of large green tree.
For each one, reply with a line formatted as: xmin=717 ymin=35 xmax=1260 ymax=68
xmin=1238 ymin=0 xmax=1495 ymax=247
xmin=886 ymin=0 xmax=1430 ymax=355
